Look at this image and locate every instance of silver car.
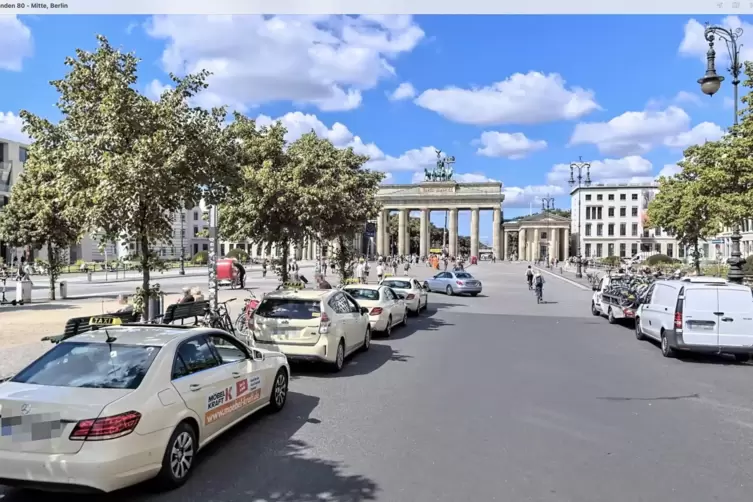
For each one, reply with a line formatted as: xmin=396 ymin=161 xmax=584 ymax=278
xmin=424 ymin=271 xmax=482 ymax=296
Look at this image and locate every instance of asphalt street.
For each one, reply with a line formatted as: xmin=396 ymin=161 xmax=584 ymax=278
xmin=3 ymin=262 xmax=753 ymax=501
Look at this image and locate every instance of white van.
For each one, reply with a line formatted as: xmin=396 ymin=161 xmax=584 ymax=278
xmin=635 ymin=277 xmax=753 ymax=361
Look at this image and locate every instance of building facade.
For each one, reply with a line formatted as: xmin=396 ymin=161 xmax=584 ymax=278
xmin=0 ymin=137 xmax=29 ymax=264
xmin=570 ymin=183 xmax=685 ymax=261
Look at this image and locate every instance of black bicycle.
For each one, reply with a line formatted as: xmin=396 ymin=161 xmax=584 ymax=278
xmin=200 ymin=299 xmax=237 ymax=335
xmin=535 ymin=286 xmax=543 ymax=304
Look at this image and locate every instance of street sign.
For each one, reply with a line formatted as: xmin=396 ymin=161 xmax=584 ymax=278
xmin=711 ymin=239 xmax=724 ymax=244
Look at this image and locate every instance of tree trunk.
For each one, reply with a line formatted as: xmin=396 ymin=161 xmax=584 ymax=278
xmin=140 ymin=234 xmax=151 ymax=320
xmin=337 ymin=235 xmax=349 ymax=282
xmin=693 ymin=241 xmax=701 ymax=276
xmin=47 ymin=242 xmax=56 ymax=301
xmin=280 ymin=238 xmax=289 ymax=283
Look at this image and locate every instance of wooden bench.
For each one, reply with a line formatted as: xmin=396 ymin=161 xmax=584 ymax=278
xmin=42 ymin=311 xmax=140 ymax=344
xmin=153 ymin=300 xmax=209 ymax=326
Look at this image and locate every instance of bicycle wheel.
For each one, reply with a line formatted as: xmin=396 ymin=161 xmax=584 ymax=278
xmin=235 ymin=312 xmax=247 ymax=333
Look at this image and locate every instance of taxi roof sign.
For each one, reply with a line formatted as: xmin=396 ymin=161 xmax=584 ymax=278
xmin=89 ymin=316 xmax=123 ymax=327
xmin=279 ymin=281 xmax=305 ymax=290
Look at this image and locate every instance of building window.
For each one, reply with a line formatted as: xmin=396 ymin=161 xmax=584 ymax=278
xmin=631 ymin=223 xmax=638 ymax=236
xmin=608 ymin=224 xmax=615 ymax=236
xmin=597 ymin=194 xmax=603 ymax=201
xmin=194 ymin=211 xmax=199 ymax=221
xmin=202 ymin=243 xmax=208 ymax=251
xmin=585 ymin=194 xmax=592 ymax=201
xmin=181 ymin=229 xmax=186 ymax=238
xmin=596 ymin=243 xmax=603 ymax=257
xmin=643 ymin=229 xmax=650 ymax=238
xmin=631 ymin=207 xmax=638 ymax=217
xmin=585 ymin=223 xmax=592 ymax=236
xmin=654 ymin=243 xmax=661 ymax=253
xmin=193 ymin=226 xmax=199 ymax=237
xmin=585 ymin=207 xmax=591 ymax=220
xmin=655 ymin=228 xmax=662 ymax=237
xmin=632 ymin=193 xmax=638 ymax=200
xmin=541 ymin=232 xmax=548 ymax=240
xmin=631 ymin=243 xmax=638 ymax=256
xmin=608 ymin=207 xmax=614 ymax=217
xmin=597 ymin=207 xmax=603 ymax=219
xmin=608 ymin=194 xmax=614 ymax=200
xmin=679 ymin=246 xmax=685 ymax=258
xmin=667 ymin=243 xmax=674 ymax=258
xmin=620 ymin=193 xmax=626 ymax=200
xmin=19 ymin=148 xmax=28 ymax=163
xmin=620 ymin=243 xmax=626 ymax=257
xmin=608 ymin=243 xmax=615 ymax=256
xmin=619 ymin=223 xmax=626 ymax=236
xmin=619 ymin=207 xmax=626 ymax=217
xmin=180 ymin=212 xmax=185 ymax=222
xmin=596 ymin=223 xmax=603 ymax=236
xmin=585 ymin=243 xmax=592 ymax=257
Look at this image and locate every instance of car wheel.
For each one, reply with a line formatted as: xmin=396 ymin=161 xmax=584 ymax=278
xmin=155 ymin=422 xmax=197 ymax=490
xmin=361 ymin=327 xmax=371 ymax=352
xmin=423 ymin=299 xmax=429 ymax=311
xmin=269 ymin=368 xmax=289 ymax=411
xmin=734 ymin=353 xmax=750 ymax=363
xmin=384 ymin=316 xmax=393 ymax=337
xmin=660 ymin=330 xmax=675 ymax=358
xmin=331 ymin=339 xmax=346 ymax=372
xmin=423 ymin=281 xmax=430 ymax=291
xmin=635 ymin=318 xmax=646 ymax=341
xmin=445 ymin=285 xmax=454 ymax=296
xmin=470 ymin=292 xmax=479 ymax=297
xmin=607 ymin=308 xmax=616 ymax=324
xmin=591 ymin=302 xmax=600 ymax=316
xmin=402 ymin=309 xmax=408 ymax=325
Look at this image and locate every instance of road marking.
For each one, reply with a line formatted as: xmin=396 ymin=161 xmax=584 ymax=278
xmin=534 ymin=267 xmax=590 ymax=291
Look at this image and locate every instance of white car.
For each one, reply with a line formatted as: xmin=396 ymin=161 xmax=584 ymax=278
xmin=251 ymin=288 xmax=371 ymax=371
xmin=342 ymin=284 xmax=408 ymax=337
xmin=379 ymin=277 xmax=428 ymax=315
xmin=0 ymin=324 xmax=290 ymax=493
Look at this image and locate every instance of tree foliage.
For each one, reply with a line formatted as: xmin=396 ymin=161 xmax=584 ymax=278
xmin=0 ymin=157 xmax=85 ymax=300
xmin=22 ymin=35 xmax=239 ymax=316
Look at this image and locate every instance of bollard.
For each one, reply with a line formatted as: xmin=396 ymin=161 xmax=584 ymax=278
xmin=147 ymin=283 xmax=164 ymax=321
xmin=16 ymin=280 xmax=32 ymax=304
xmin=59 ymin=281 xmax=68 ymax=299
xmin=87 ymin=271 xmax=92 ymax=282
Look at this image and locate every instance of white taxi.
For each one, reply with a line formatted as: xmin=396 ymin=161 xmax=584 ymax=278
xmin=379 ymin=277 xmax=428 ymax=315
xmin=0 ymin=323 xmax=290 ymax=493
xmin=342 ymin=284 xmax=408 ymax=337
xmin=250 ymin=288 xmax=371 ymax=372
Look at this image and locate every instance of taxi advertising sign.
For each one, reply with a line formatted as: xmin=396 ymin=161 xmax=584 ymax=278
xmin=89 ymin=316 xmax=123 ymax=326
xmin=343 ymin=278 xmax=360 ymax=285
xmin=205 ymin=375 xmax=263 ymax=425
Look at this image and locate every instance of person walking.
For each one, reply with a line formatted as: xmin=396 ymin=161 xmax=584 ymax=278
xmin=262 ymin=259 xmax=268 ymax=278
xmin=232 ymin=259 xmax=246 ymax=288
xmin=376 ymin=262 xmax=384 ymax=283
xmin=526 ymin=265 xmax=534 ymax=290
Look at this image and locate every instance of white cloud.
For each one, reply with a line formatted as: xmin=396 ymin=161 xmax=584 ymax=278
xmin=547 ymin=156 xmax=655 ymax=186
xmin=503 ymin=185 xmax=565 ymax=209
xmin=680 ymin=17 xmax=753 ymax=66
xmin=145 ymin=15 xmax=424 ymax=112
xmin=0 ymin=16 xmax=33 ymax=71
xmin=0 ymin=112 xmax=29 ymax=143
xmin=414 ymin=71 xmax=600 ymax=126
xmin=411 ymin=171 xmax=498 ymax=184
xmin=475 ymin=131 xmax=547 ymax=159
xmin=367 ymin=146 xmax=438 ymax=172
xmin=388 ymin=82 xmax=416 ymax=101
xmin=380 ymin=172 xmax=394 ymax=184
xmin=674 ymin=91 xmax=701 ymax=105
xmin=657 ymin=163 xmax=682 ymax=179
xmin=569 ymin=106 xmax=723 ymax=156
xmin=145 ymin=79 xmax=173 ymax=100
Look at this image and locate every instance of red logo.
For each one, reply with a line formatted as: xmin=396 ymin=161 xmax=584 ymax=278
xmin=236 ymin=379 xmax=248 ymax=396
xmin=224 ymin=387 xmax=233 ymax=401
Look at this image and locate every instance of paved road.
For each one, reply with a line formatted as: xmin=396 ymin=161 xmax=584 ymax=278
xmin=3 ymin=262 xmax=753 ymax=501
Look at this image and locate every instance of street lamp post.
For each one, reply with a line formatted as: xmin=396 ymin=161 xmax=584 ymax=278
xmin=179 ymin=209 xmax=185 ymax=275
xmin=541 ymin=195 xmax=555 ymax=268
xmin=569 ymin=157 xmax=591 ymax=279
xmin=696 ymin=22 xmax=744 ymax=283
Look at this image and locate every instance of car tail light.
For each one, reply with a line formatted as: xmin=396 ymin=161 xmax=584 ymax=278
xmin=674 ymin=311 xmax=682 ymax=329
xmin=406 ymin=294 xmax=415 ymax=300
xmin=623 ymin=308 xmax=634 ymax=317
xmin=70 ymin=411 xmax=141 ymax=441
xmin=319 ymin=312 xmax=331 ymax=334
xmin=370 ymin=307 xmax=383 ymax=315
xmin=674 ymin=291 xmax=684 ymax=330
xmin=456 ymin=281 xmax=464 ymax=286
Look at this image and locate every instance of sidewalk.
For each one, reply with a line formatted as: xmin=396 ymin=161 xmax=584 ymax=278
xmin=533 ymin=263 xmax=597 ymax=289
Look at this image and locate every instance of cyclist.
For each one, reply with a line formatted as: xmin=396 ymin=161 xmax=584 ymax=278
xmin=526 ymin=265 xmax=534 ymax=290
xmin=533 ymin=270 xmax=545 ymax=301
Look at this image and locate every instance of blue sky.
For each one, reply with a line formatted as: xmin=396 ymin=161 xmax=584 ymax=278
xmin=0 ymin=14 xmax=749 ymax=242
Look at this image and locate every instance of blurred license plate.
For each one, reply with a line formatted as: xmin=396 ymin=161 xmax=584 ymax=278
xmin=689 ymin=322 xmax=714 ymax=331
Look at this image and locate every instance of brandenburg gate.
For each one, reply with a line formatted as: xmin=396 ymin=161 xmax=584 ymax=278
xmin=374 ymin=152 xmax=505 ymax=258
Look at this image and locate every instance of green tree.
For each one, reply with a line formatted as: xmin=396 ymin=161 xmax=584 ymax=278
xmin=385 ymin=213 xmax=449 ymax=253
xmin=22 ymin=36 xmax=239 ymax=317
xmin=647 ymin=161 xmax=719 ymax=275
xmin=0 ymin=159 xmax=84 ymax=300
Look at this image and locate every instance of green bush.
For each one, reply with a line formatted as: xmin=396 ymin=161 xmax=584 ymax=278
xmin=226 ymin=248 xmax=249 ymax=262
xmin=602 ymin=256 xmax=620 ymax=267
xmin=743 ymin=255 xmax=753 ymax=275
xmin=645 ymin=254 xmax=673 ymax=266
xmin=192 ymin=251 xmax=208 ymax=265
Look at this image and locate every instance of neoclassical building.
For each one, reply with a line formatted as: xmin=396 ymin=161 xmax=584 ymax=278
xmin=502 ymin=213 xmax=571 ymax=261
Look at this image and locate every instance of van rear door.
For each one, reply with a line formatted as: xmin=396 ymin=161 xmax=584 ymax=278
xmin=682 ymin=287 xmax=719 ymax=347
xmin=717 ymin=288 xmax=753 ymax=349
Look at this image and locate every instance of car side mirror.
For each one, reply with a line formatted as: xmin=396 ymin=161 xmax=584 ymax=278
xmin=252 ymin=350 xmax=265 ymax=361
xmin=360 ymin=306 xmax=369 ymax=315
xmin=592 ymin=284 xmax=599 ymax=291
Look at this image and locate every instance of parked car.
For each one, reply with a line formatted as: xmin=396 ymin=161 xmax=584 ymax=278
xmin=423 ymin=271 xmax=482 ymax=296
xmin=378 ymin=276 xmax=429 ymax=315
xmin=342 ymin=284 xmax=408 ymax=336
xmin=635 ymin=276 xmax=753 ymax=360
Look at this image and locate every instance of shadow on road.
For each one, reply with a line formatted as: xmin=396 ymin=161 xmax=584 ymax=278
xmin=387 ymin=312 xmax=453 ymax=340
xmin=292 ymin=343 xmax=413 ymax=379
xmin=0 ymin=392 xmax=379 ymax=502
xmin=0 ymin=303 xmax=80 ymax=312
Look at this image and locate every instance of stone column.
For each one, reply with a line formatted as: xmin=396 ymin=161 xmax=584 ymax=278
xmin=398 ymin=209 xmax=408 ymax=256
xmin=502 ymin=229 xmax=507 ymax=260
xmin=420 ymin=208 xmax=429 ymax=257
xmin=533 ymin=228 xmax=540 ymax=261
xmin=376 ymin=210 xmax=384 ymax=256
xmin=449 ymin=208 xmax=459 ymax=257
xmin=470 ymin=207 xmax=480 ymax=258
xmin=564 ymin=228 xmax=571 ymax=258
xmin=384 ymin=211 xmax=392 ymax=256
xmin=308 ymin=239 xmax=315 ymax=260
xmin=518 ymin=229 xmax=526 ymax=261
xmin=492 ymin=207 xmax=501 ymax=260
xmin=551 ymin=228 xmax=559 ymax=261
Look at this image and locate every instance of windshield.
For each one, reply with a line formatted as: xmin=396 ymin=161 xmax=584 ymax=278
xmin=455 ymin=273 xmax=473 ymax=279
xmin=344 ymin=288 xmax=381 ymax=301
xmin=12 ymin=342 xmax=160 ymax=389
xmin=382 ymin=280 xmax=411 ymax=289
xmin=255 ymin=298 xmax=321 ymax=319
